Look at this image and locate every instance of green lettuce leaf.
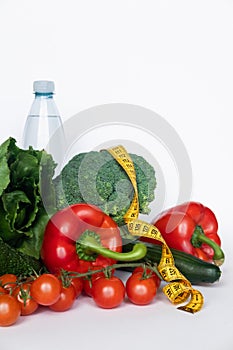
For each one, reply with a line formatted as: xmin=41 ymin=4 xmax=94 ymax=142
xmin=0 ymin=138 xmax=11 ymax=195
xmin=18 ymin=208 xmax=51 ymax=259
xmin=0 ymin=137 xmax=57 ymax=259
xmin=2 ymin=190 xmax=32 ymax=232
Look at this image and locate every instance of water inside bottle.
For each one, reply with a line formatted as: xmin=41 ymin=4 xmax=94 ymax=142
xmin=23 ymin=114 xmax=66 ymax=174
xmin=23 ymin=115 xmax=61 ymax=148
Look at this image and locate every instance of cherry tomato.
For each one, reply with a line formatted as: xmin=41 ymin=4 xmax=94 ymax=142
xmin=83 ymin=267 xmax=106 ymax=297
xmin=0 ymin=274 xmax=17 ymax=293
xmin=126 ymin=272 xmax=157 ymax=305
xmin=55 ymin=271 xmax=83 ymax=299
xmin=30 ymin=274 xmax=61 ymax=306
xmin=0 ymin=294 xmax=21 ymax=327
xmin=49 ymin=283 xmax=76 ymax=312
xmin=12 ymin=283 xmax=39 ymax=316
xmin=69 ymin=276 xmax=83 ymax=298
xmin=92 ymin=276 xmax=125 ymax=309
xmin=133 ymin=267 xmax=161 ymax=288
xmin=66 ymin=274 xmax=83 ymax=298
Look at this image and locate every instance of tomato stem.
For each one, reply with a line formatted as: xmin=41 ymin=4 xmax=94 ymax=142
xmin=64 ymin=261 xmax=162 ymax=281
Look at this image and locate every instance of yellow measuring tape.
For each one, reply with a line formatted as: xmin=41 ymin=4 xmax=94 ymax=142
xmin=107 ymin=145 xmax=204 ymax=313
xmin=107 ymin=146 xmax=139 ymax=222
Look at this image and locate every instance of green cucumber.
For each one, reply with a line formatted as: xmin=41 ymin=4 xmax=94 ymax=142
xmin=122 ymin=239 xmax=222 ymax=284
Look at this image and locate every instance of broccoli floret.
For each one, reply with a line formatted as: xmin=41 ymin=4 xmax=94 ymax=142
xmin=0 ymin=237 xmax=44 ymax=276
xmin=53 ymin=150 xmax=156 ymax=226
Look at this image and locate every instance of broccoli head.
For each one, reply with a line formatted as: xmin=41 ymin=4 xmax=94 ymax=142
xmin=53 ymin=150 xmax=156 ymax=226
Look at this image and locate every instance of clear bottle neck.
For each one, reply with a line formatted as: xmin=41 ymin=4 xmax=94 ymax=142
xmin=29 ymin=92 xmax=60 ymax=117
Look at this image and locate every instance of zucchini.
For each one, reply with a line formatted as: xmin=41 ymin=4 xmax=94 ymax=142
xmin=0 ymin=237 xmax=45 ymax=276
xmin=122 ymin=239 xmax=222 ymax=284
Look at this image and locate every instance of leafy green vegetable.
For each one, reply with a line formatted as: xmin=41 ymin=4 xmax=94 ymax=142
xmin=0 ymin=237 xmax=45 ymax=276
xmin=0 ymin=137 xmax=56 ymax=259
xmin=53 ymin=150 xmax=156 ymax=226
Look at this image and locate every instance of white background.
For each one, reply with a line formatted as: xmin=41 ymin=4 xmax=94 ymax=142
xmin=0 ymin=0 xmax=233 ymax=349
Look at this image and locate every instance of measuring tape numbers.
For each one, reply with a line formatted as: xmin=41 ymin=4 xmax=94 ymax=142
xmin=107 ymin=145 xmax=139 ymax=222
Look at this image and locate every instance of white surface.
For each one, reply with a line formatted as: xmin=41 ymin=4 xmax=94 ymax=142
xmin=0 ymin=0 xmax=233 ymax=349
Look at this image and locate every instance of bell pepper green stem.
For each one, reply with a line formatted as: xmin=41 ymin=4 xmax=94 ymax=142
xmin=191 ymin=226 xmax=225 ymax=266
xmin=88 ymin=242 xmax=147 ymax=261
xmin=76 ymin=230 xmax=147 ymax=262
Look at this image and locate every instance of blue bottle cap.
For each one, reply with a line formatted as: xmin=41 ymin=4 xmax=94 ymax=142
xmin=33 ymin=80 xmax=55 ymax=93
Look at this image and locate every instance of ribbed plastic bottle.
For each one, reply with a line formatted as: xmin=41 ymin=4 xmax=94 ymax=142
xmin=22 ymin=80 xmax=66 ymax=174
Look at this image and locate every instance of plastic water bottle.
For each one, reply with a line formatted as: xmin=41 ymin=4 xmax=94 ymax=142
xmin=22 ymin=80 xmax=66 ymax=174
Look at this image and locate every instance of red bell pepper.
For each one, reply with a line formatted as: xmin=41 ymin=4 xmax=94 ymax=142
xmin=149 ymin=201 xmax=224 ymax=266
xmin=41 ymin=203 xmax=147 ymax=274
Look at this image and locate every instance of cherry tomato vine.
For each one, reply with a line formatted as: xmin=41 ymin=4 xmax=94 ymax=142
xmin=0 ymin=261 xmax=161 ymax=327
